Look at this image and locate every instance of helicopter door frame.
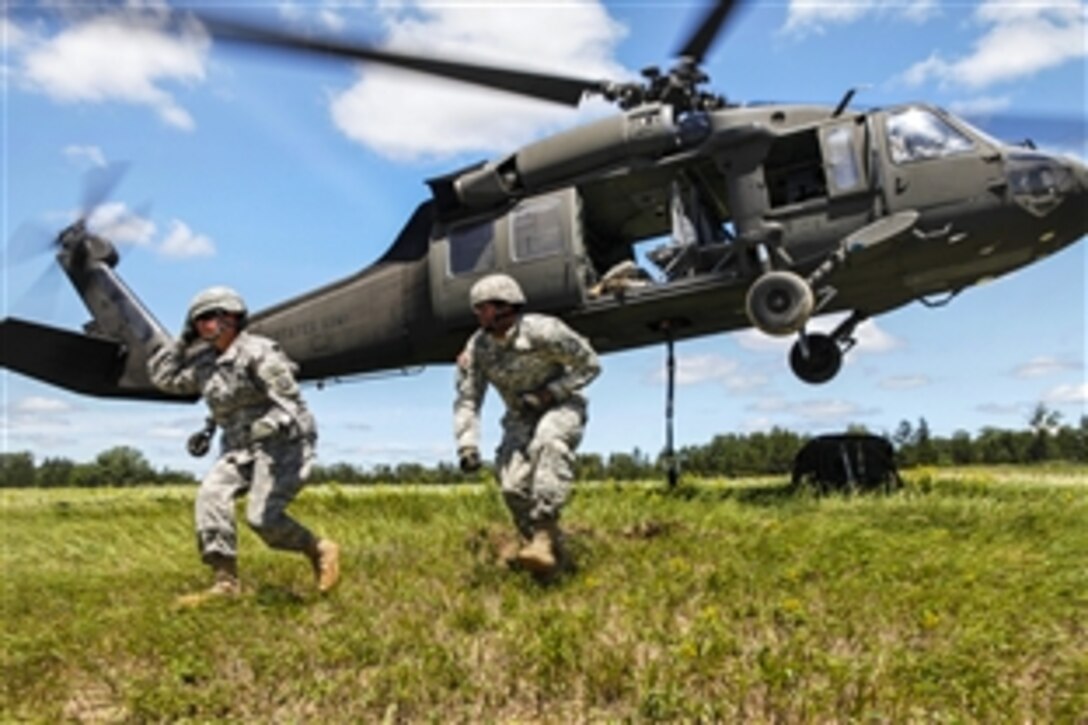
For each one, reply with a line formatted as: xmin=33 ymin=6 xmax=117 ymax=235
xmin=428 ymin=188 xmax=589 ymax=329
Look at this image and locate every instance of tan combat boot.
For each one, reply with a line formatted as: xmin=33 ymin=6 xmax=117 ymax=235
xmin=497 ymin=534 xmax=525 ymax=567
xmin=175 ymin=559 xmax=240 ymax=608
xmin=308 ymin=538 xmax=341 ymax=593
xmin=515 ymin=526 xmax=558 ymax=574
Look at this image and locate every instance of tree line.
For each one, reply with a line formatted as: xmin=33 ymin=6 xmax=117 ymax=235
xmin=2 ymin=407 xmax=1085 ymax=488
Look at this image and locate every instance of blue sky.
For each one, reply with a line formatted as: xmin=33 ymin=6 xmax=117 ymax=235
xmin=2 ymin=1 xmax=1085 ymax=475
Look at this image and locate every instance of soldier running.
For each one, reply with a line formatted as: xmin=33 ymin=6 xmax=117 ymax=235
xmin=148 ymin=286 xmax=339 ymax=605
xmin=454 ymin=274 xmax=601 ymax=575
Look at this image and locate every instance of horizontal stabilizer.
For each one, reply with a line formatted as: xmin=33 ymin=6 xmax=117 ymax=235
xmin=0 ymin=318 xmax=192 ymax=402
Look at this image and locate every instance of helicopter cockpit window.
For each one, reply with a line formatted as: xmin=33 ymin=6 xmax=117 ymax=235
xmin=448 ymin=221 xmax=496 ymax=276
xmin=510 ymin=197 xmax=564 ymax=261
xmin=886 ymin=107 xmax=974 ymax=164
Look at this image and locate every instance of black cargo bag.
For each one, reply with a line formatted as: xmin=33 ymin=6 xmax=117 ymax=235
xmin=791 ymin=433 xmax=902 ymax=494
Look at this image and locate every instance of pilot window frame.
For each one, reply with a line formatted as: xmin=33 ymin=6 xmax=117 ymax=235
xmin=885 ymin=107 xmax=976 ymax=166
xmin=509 ymin=196 xmax=566 ymax=262
xmin=447 ymin=221 xmax=496 ymax=277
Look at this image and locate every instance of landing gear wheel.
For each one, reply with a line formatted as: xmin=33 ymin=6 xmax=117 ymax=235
xmin=790 ymin=334 xmax=842 ymax=384
xmin=746 ymin=271 xmax=814 ymax=336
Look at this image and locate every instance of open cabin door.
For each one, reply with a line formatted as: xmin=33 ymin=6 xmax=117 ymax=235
xmin=758 ymin=117 xmax=877 ymax=263
xmin=429 ymin=188 xmax=589 ymax=328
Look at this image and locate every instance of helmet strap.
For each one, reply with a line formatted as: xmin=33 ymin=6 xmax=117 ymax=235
xmin=483 ymin=304 xmax=519 ymax=335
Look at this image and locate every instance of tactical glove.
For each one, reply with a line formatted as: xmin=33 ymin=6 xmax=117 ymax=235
xmin=459 ymin=446 xmax=482 ymax=473
xmin=186 ymin=418 xmax=216 ymax=457
xmin=187 ymin=430 xmax=212 ymax=458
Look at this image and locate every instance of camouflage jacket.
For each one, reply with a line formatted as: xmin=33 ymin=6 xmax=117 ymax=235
xmin=148 ymin=331 xmax=316 ymax=452
xmin=454 ymin=313 xmax=600 ymax=450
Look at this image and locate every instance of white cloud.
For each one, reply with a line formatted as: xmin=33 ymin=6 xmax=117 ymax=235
xmin=736 ymin=315 xmax=902 ymax=355
xmin=147 ymin=425 xmax=189 ymax=440
xmin=159 ymin=220 xmax=216 ymax=258
xmin=1013 ymin=356 xmax=1081 ymax=379
xmin=1 ymin=15 xmax=27 ymax=50
xmin=879 ymin=374 xmax=931 ymax=390
xmin=741 ymin=396 xmax=877 ymax=427
xmin=63 ymin=144 xmax=107 ymax=168
xmin=792 ymin=399 xmax=873 ymax=422
xmin=649 ymin=352 xmax=768 ymax=391
xmin=681 ymin=353 xmax=768 ymax=390
xmin=87 ymin=202 xmax=157 ymax=247
xmin=328 ymin=2 xmax=630 ymax=160
xmin=15 ymin=396 xmax=73 ymax=415
xmin=977 ymin=401 xmax=1027 ymax=416
xmin=276 ymin=1 xmax=346 ymax=32
xmin=900 ymin=1 xmax=1087 ymax=90
xmin=948 ymin=95 xmax=1013 ymax=117
xmin=1044 ymin=382 xmax=1088 ymax=404
xmin=18 ymin=14 xmax=210 ymax=130
xmin=783 ymin=0 xmax=940 ymax=36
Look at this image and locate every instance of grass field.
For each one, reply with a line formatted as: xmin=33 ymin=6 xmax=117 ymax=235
xmin=2 ymin=467 xmax=1086 ymax=722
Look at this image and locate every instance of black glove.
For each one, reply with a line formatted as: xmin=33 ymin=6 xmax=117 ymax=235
xmin=459 ymin=446 xmax=481 ymax=473
xmin=186 ymin=418 xmax=216 ymax=457
xmin=187 ymin=430 xmax=212 ymax=457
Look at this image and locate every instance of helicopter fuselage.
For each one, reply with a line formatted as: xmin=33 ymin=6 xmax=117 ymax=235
xmin=2 ymin=101 xmax=1084 ymax=398
xmin=246 ymin=101 xmax=1086 ymax=386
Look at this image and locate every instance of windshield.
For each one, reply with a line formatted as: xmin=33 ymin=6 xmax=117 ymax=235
xmin=886 ymin=106 xmax=975 ymax=164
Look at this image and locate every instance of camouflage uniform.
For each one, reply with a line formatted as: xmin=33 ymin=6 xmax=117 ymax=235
xmin=148 ymin=331 xmax=318 ymax=563
xmin=455 ymin=313 xmax=600 ymax=536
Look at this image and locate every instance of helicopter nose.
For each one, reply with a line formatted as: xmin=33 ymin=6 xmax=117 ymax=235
xmin=1072 ymin=156 xmax=1088 ymax=196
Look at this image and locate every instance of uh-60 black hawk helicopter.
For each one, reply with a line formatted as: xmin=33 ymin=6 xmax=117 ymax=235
xmin=2 ymin=0 xmax=1086 ymax=406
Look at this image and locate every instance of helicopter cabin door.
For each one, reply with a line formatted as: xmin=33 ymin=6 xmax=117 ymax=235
xmin=759 ymin=119 xmax=875 ymax=261
xmin=429 ymin=188 xmax=588 ymax=329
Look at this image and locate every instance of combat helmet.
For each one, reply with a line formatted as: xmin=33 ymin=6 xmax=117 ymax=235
xmin=469 ymin=274 xmax=526 ymax=308
xmin=187 ymin=286 xmax=247 ymax=326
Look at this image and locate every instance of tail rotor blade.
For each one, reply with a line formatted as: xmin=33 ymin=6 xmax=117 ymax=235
xmin=13 ymin=263 xmax=66 ymax=320
xmin=7 ymin=221 xmax=59 ymax=266
xmin=80 ymin=161 xmax=130 ymax=219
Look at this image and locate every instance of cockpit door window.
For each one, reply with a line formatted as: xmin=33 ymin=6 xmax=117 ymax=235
xmin=886 ymin=107 xmax=974 ymax=164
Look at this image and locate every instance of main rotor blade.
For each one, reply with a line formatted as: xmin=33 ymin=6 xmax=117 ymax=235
xmin=198 ymin=14 xmax=605 ymax=107
xmin=675 ymin=0 xmax=745 ymax=64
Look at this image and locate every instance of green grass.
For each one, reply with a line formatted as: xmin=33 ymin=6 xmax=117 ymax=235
xmin=2 ymin=468 xmax=1086 ymax=722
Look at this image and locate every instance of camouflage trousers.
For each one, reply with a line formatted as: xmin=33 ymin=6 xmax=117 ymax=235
xmin=496 ymin=401 xmax=585 ymax=537
xmin=194 ymin=438 xmax=316 ymax=563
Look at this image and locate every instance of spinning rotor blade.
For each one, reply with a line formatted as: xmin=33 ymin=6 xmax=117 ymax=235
xmin=80 ymin=161 xmax=130 ymax=220
xmin=675 ymin=0 xmax=744 ymax=64
xmin=13 ymin=262 xmax=65 ymax=321
xmin=7 ymin=161 xmax=132 ymax=268
xmin=7 ymin=221 xmax=56 ymax=267
xmin=197 ymin=14 xmax=605 ymax=107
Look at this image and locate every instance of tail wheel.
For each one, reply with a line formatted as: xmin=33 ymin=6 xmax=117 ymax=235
xmin=790 ymin=333 xmax=842 ymax=384
xmin=745 ymin=270 xmax=814 ymax=336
